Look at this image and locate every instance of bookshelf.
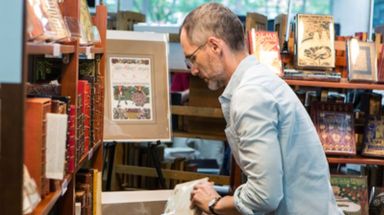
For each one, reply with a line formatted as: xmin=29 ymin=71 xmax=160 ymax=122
xmin=2 ymin=1 xmax=108 ymax=215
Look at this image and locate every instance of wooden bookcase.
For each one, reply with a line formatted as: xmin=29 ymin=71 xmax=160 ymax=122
xmin=0 ymin=2 xmax=107 ymax=215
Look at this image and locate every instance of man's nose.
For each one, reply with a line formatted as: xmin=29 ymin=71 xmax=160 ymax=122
xmin=190 ymin=66 xmax=199 ymax=76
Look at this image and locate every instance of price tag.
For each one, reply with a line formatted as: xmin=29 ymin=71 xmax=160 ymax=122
xmin=61 ymin=178 xmax=68 ymax=196
xmin=53 ymin=43 xmax=61 ymax=57
xmin=86 ymin=46 xmax=94 ymax=59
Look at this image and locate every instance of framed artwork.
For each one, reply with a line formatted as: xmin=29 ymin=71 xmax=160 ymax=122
xmin=295 ymin=14 xmax=335 ymax=69
xmin=347 ymin=39 xmax=378 ymax=82
xmin=104 ymin=30 xmax=171 ymax=142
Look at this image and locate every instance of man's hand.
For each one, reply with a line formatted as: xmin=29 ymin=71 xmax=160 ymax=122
xmin=190 ymin=181 xmax=221 ymax=214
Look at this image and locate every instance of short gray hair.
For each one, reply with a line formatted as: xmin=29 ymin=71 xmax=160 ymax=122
xmin=180 ymin=3 xmax=245 ymax=52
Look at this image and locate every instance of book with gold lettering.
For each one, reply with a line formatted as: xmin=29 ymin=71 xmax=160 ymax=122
xmin=295 ymin=14 xmax=335 ymax=69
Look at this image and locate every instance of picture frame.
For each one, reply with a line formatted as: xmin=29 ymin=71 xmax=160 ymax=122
xmin=104 ymin=30 xmax=171 ymax=142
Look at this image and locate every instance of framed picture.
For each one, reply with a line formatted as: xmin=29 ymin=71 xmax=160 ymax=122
xmin=295 ymin=14 xmax=335 ymax=69
xmin=104 ymin=30 xmax=171 ymax=142
xmin=347 ymin=39 xmax=378 ymax=82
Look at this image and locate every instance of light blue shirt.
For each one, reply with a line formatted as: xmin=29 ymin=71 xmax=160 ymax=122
xmin=219 ymin=56 xmax=342 ymax=215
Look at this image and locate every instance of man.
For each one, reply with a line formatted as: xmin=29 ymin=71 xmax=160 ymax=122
xmin=179 ymin=3 xmax=342 ymax=215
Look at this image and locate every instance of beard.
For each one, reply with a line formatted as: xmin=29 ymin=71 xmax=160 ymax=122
xmin=205 ymin=55 xmax=225 ymax=91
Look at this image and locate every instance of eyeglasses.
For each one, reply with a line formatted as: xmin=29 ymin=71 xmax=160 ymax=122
xmin=184 ymin=42 xmax=207 ymax=69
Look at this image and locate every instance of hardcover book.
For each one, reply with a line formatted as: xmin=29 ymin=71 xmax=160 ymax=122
xmin=245 ymin=12 xmax=267 ymax=32
xmin=331 ymin=175 xmax=369 ymax=215
xmin=79 ymin=0 xmax=94 ymax=45
xmin=274 ymin=14 xmax=287 ymax=49
xmin=295 ymin=14 xmax=335 ymax=69
xmin=312 ymin=102 xmax=356 ymax=155
xmin=347 ymin=39 xmax=378 ymax=82
xmin=362 ymin=117 xmax=384 ymax=157
xmin=39 ymin=0 xmax=70 ymax=41
xmin=24 ymin=98 xmax=52 ymax=197
xmin=248 ymin=30 xmax=283 ymax=76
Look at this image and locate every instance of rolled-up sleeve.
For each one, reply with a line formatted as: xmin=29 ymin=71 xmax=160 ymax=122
xmin=231 ymin=85 xmax=284 ymax=214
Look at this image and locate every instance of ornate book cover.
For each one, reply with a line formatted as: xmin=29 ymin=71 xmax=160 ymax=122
xmin=331 ymin=175 xmax=369 ymax=215
xmin=295 ymin=14 xmax=335 ymax=69
xmin=248 ymin=30 xmax=283 ymax=76
xmin=362 ymin=117 xmax=384 ymax=157
xmin=39 ymin=0 xmax=70 ymax=41
xmin=79 ymin=0 xmax=94 ymax=45
xmin=312 ymin=102 xmax=356 ymax=155
xmin=347 ymin=39 xmax=378 ymax=82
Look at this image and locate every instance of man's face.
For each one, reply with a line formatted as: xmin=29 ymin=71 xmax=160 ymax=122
xmin=180 ymin=28 xmax=225 ymax=91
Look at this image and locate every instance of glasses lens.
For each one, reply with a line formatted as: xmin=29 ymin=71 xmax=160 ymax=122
xmin=185 ymin=58 xmax=192 ymax=69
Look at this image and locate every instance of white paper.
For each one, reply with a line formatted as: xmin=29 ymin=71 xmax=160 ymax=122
xmin=109 ymin=57 xmax=153 ymax=121
xmin=45 ymin=113 xmax=68 ymax=180
xmin=163 ymin=178 xmax=208 ymax=215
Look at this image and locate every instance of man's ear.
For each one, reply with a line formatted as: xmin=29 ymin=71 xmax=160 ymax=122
xmin=207 ymin=36 xmax=222 ymax=55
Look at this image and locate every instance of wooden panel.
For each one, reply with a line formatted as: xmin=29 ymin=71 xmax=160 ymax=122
xmin=0 ymin=84 xmax=24 ymax=215
xmin=327 ymin=156 xmax=384 ymax=165
xmin=285 ymin=79 xmax=384 ymax=90
xmin=26 ymin=43 xmax=75 ymax=55
xmin=172 ymin=105 xmax=223 ymax=118
xmin=115 ymin=165 xmax=230 ymax=185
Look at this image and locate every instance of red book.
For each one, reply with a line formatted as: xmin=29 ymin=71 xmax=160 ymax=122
xmin=78 ymin=80 xmax=91 ymax=154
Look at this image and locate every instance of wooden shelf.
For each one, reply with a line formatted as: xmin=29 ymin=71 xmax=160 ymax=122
xmin=76 ymin=141 xmax=103 ymax=172
xmin=327 ymin=156 xmax=384 ymax=165
xmin=285 ymin=79 xmax=384 ymax=90
xmin=79 ymin=46 xmax=104 ymax=54
xmin=173 ymin=130 xmax=226 ymax=141
xmin=171 ymin=105 xmax=223 ymax=118
xmin=26 ymin=42 xmax=75 ymax=55
xmin=32 ymin=175 xmax=72 ymax=215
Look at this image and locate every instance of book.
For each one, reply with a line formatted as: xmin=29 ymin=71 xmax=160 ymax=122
xmin=331 ymin=175 xmax=369 ymax=215
xmin=39 ymin=0 xmax=70 ymax=41
xmin=362 ymin=117 xmax=384 ymax=157
xmin=248 ymin=30 xmax=283 ymax=76
xmin=45 ymin=113 xmax=68 ymax=180
xmin=79 ymin=0 xmax=94 ymax=45
xmin=377 ymin=44 xmax=384 ymax=83
xmin=245 ymin=12 xmax=267 ymax=32
xmin=347 ymin=39 xmax=378 ymax=82
xmin=26 ymin=0 xmax=44 ymax=41
xmin=295 ymin=14 xmax=335 ymax=69
xmin=274 ymin=14 xmax=288 ymax=49
xmin=311 ymin=102 xmax=356 ymax=155
xmin=24 ymin=98 xmax=51 ymax=197
xmin=369 ymin=186 xmax=384 ymax=215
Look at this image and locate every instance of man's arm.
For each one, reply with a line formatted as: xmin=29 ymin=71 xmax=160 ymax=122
xmin=190 ymin=181 xmax=241 ymax=215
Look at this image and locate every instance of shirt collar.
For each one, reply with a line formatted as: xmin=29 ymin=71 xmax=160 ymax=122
xmin=220 ymin=55 xmax=258 ymax=102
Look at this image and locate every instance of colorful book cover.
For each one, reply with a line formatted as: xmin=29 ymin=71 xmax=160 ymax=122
xmin=347 ymin=39 xmax=378 ymax=82
xmin=363 ymin=117 xmax=384 ymax=157
xmin=312 ymin=102 xmax=356 ymax=155
xmin=295 ymin=14 xmax=335 ymax=69
xmin=331 ymin=175 xmax=369 ymax=215
xmin=248 ymin=29 xmax=283 ymax=76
